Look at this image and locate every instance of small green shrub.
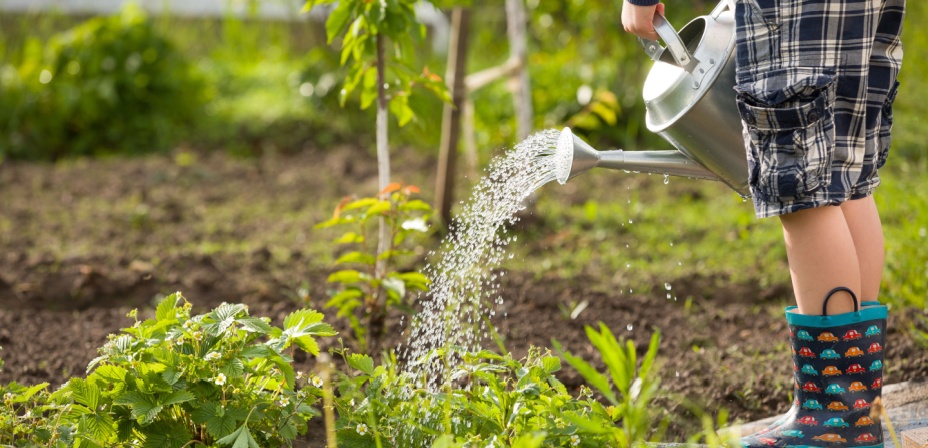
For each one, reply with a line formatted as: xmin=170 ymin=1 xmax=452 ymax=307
xmin=0 ymin=4 xmax=207 ymax=160
xmin=0 ymin=294 xmax=337 ymax=447
xmin=316 ymin=182 xmax=432 ymax=354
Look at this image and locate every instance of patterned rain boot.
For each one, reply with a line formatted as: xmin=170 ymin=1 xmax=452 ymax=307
xmin=742 ymin=288 xmax=887 ymax=448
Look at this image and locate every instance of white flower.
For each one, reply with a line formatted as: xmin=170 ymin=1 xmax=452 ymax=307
xmin=356 ymin=423 xmax=368 ymax=436
xmin=204 ymin=352 xmax=220 ymax=361
xmin=349 ymin=398 xmax=355 ymax=407
xmin=279 ymin=396 xmax=290 ymax=406
xmin=174 ymin=336 xmax=184 ymax=346
xmin=570 ymin=435 xmax=581 ymax=446
xmin=213 ymin=373 xmax=227 ymax=386
xmin=192 ymin=331 xmax=203 ymax=341
xmin=312 ymin=375 xmax=324 ymax=388
xmin=401 ymin=217 xmax=429 ymax=232
xmin=296 ymin=371 xmax=305 ymax=379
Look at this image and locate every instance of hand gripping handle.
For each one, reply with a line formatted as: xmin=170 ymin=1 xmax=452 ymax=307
xmin=638 ymin=13 xmax=694 ymax=69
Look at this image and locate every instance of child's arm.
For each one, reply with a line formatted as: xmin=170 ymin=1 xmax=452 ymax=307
xmin=621 ymin=0 xmax=665 ymax=41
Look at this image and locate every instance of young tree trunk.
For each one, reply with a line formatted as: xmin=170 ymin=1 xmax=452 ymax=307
xmin=506 ymin=0 xmax=532 ymax=141
xmin=434 ymin=7 xmax=471 ymax=228
xmin=370 ymin=33 xmax=390 ymax=356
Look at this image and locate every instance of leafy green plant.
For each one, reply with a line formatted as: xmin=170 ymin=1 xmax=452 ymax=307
xmin=0 ymin=4 xmax=207 ymax=160
xmin=553 ymin=325 xmax=666 ymax=446
xmin=0 ymin=380 xmax=65 ymax=446
xmin=333 ymin=346 xmax=623 ymax=447
xmin=316 ymin=182 xmax=432 ymax=354
xmin=51 ymin=293 xmax=335 ymax=447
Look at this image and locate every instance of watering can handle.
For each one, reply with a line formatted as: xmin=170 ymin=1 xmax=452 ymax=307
xmin=638 ymin=13 xmax=698 ymax=71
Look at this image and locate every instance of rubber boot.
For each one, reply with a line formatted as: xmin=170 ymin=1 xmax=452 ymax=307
xmin=742 ymin=288 xmax=887 ymax=447
xmin=748 ymin=298 xmax=886 ymax=437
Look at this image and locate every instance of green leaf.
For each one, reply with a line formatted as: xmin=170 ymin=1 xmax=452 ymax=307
xmin=382 ymin=276 xmax=406 ymax=300
xmin=68 ymin=378 xmax=100 ymax=409
xmin=393 ymin=272 xmax=430 ymax=290
xmin=217 ymin=424 xmax=260 ymax=448
xmin=553 ymin=339 xmax=618 ymax=406
xmin=327 ymin=269 xmax=362 ymax=284
xmin=347 ymin=353 xmax=375 ymax=376
xmin=399 ymin=199 xmax=432 ymax=212
xmin=155 ymin=294 xmax=180 ymax=322
xmin=193 ymin=402 xmax=249 ymax=439
xmin=389 ymin=94 xmax=414 ymax=126
xmin=335 ymin=251 xmax=377 ymax=266
xmin=326 ymin=0 xmax=356 ymax=44
xmin=203 ymin=303 xmax=247 ymax=336
xmin=590 ymin=101 xmax=618 ymax=125
xmin=115 ymin=391 xmax=162 ymax=424
xmin=542 ymin=356 xmax=562 ymax=374
xmin=364 ymin=200 xmax=392 ymax=217
xmin=236 ymin=317 xmax=274 ymax=334
xmin=141 ymin=420 xmax=192 ymax=448
xmin=160 ymin=390 xmax=195 ymax=407
xmin=8 ymin=382 xmax=48 ymax=403
xmin=335 ymin=231 xmax=365 ymax=244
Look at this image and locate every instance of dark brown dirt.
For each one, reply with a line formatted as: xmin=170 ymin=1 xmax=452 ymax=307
xmin=1 ymin=146 xmax=925 ymax=443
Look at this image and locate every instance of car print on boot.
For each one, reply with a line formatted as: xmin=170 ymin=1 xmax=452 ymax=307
xmin=855 ymin=416 xmax=875 ymax=427
xmin=865 ymin=325 xmax=881 ymax=337
xmin=853 ymin=398 xmax=871 ymax=410
xmin=843 ymin=329 xmax=863 ymax=341
xmin=797 ymin=416 xmax=818 ymax=426
xmin=800 ymin=364 xmax=819 ymax=375
xmin=872 ymin=377 xmax=882 ymax=389
xmin=848 ymin=381 xmax=868 ymax=392
xmin=845 ymin=346 xmax=865 ymax=357
xmin=797 ymin=330 xmax=814 ymax=341
xmin=802 ymin=382 xmax=822 ymax=393
xmin=812 ymin=433 xmax=847 ymax=443
xmin=870 ymin=360 xmax=883 ymax=371
xmin=855 ymin=433 xmax=878 ymax=443
xmin=757 ymin=437 xmax=777 ymax=446
xmin=846 ymin=363 xmax=866 ymax=375
xmin=779 ymin=429 xmax=804 ymax=438
xmin=825 ymin=384 xmax=846 ymax=395
xmin=827 ymin=401 xmax=848 ymax=411
xmin=802 ymin=399 xmax=824 ymax=410
xmin=867 ymin=342 xmax=883 ymax=353
xmin=820 ymin=349 xmax=840 ymax=359
xmin=817 ymin=331 xmax=839 ymax=342
xmin=798 ymin=347 xmax=817 ymax=358
xmin=822 ymin=366 xmax=842 ymax=377
xmin=823 ymin=417 xmax=849 ymax=428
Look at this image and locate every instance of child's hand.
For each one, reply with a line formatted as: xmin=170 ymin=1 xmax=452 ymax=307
xmin=621 ymin=1 xmax=666 ymax=41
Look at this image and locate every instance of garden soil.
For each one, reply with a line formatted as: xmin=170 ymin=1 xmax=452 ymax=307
xmin=1 ymin=145 xmax=926 ymax=443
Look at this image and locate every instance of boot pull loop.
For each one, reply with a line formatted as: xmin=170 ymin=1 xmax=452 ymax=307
xmin=822 ymin=287 xmax=859 ymax=316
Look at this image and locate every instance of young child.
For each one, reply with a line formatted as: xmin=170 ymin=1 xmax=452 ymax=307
xmin=622 ymin=0 xmax=903 ymax=446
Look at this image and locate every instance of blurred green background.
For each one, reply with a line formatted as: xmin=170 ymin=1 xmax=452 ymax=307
xmin=0 ymin=0 xmax=924 ymax=313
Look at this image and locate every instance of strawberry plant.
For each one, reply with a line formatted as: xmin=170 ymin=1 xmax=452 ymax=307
xmin=329 ymin=329 xmax=676 ymax=448
xmin=50 ymin=292 xmax=335 ymax=447
xmin=316 ymin=182 xmax=432 ymax=355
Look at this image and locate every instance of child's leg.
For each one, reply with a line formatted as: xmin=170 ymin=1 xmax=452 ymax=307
xmin=779 ymin=205 xmax=861 ymax=315
xmin=840 ymin=196 xmax=885 ymax=301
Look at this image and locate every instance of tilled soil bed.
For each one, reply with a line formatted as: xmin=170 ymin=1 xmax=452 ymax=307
xmin=1 ymin=146 xmax=926 ymax=443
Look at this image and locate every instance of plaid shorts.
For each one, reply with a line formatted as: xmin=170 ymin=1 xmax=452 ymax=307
xmin=733 ymin=0 xmax=905 ymax=218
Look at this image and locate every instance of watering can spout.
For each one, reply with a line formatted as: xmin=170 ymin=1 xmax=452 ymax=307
xmin=555 ymin=127 xmax=721 ymax=185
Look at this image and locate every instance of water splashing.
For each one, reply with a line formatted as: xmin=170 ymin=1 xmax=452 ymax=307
xmin=401 ymin=129 xmax=563 ymax=390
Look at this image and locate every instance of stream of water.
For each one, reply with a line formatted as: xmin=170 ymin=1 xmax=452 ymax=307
xmin=399 ymin=128 xmax=563 ymax=389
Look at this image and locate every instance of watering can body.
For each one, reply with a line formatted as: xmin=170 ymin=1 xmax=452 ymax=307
xmin=558 ymin=0 xmax=750 ymax=197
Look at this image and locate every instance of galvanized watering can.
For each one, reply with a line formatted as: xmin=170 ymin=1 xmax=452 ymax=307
xmin=556 ymin=0 xmax=750 ymax=197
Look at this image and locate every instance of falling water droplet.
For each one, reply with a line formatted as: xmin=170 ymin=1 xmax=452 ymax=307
xmin=627 ymin=324 xmax=633 ymax=331
xmin=663 ymin=174 xmax=670 ymax=184
xmin=664 ymin=283 xmax=672 ymax=290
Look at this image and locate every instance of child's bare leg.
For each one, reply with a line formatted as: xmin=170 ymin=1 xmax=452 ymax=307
xmin=779 ymin=205 xmax=861 ymax=315
xmin=839 ymin=196 xmax=884 ymax=301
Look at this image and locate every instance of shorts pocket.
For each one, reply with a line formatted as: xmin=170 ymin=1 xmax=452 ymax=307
xmin=735 ymin=71 xmax=837 ymax=201
xmin=877 ymin=80 xmax=900 ymax=169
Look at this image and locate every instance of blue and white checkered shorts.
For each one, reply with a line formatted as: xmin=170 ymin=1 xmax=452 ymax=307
xmin=734 ymin=0 xmax=904 ymax=218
